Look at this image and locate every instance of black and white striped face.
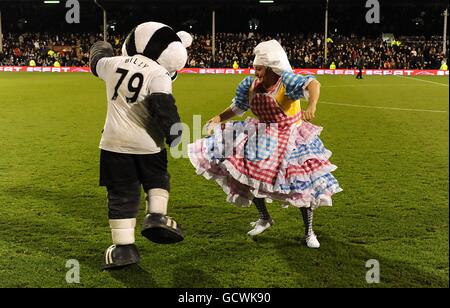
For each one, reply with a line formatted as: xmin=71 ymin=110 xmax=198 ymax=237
xmin=122 ymin=22 xmax=192 ymax=79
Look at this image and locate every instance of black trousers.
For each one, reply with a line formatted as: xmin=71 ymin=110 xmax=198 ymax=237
xmin=100 ymin=149 xmax=170 ymax=219
xmin=100 ymin=149 xmax=170 ymax=190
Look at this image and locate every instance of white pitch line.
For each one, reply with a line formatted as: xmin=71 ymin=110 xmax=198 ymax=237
xmin=322 ymin=84 xmax=420 ymax=88
xmin=396 ymin=75 xmax=449 ymax=87
xmin=320 ymin=101 xmax=448 ymax=113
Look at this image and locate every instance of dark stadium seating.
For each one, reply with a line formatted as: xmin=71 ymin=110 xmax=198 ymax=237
xmin=0 ymin=32 xmax=446 ymax=69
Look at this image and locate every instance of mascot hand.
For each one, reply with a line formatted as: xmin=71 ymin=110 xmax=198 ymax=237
xmin=89 ymin=41 xmax=114 ymax=77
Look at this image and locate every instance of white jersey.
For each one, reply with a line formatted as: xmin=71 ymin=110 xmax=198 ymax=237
xmin=96 ymin=54 xmax=172 ymax=154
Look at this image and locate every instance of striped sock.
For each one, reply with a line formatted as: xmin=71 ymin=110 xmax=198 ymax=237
xmin=253 ymin=198 xmax=271 ymax=220
xmin=300 ymin=207 xmax=314 ymax=237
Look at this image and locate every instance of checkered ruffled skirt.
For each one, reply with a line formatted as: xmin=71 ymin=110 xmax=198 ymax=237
xmin=188 ymin=116 xmax=342 ymax=208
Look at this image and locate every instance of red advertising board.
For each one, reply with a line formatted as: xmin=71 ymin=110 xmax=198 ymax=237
xmin=0 ymin=66 xmax=90 ymax=73
xmin=178 ymin=68 xmax=450 ymax=76
xmin=0 ymin=66 xmax=448 ymax=76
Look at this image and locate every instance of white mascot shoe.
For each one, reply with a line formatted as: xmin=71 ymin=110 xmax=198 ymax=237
xmin=305 ymin=233 xmax=320 ymax=248
xmin=247 ymin=219 xmax=274 ymax=236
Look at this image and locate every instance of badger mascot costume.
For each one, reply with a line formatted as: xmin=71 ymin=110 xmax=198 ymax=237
xmin=89 ymin=22 xmax=192 ymax=269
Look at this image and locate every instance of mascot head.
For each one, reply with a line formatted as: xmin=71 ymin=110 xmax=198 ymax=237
xmin=122 ymin=21 xmax=193 ymax=80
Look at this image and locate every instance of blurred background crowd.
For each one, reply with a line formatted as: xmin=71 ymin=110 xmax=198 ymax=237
xmin=0 ymin=32 xmax=446 ymax=69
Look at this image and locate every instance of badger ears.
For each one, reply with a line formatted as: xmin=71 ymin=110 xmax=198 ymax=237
xmin=176 ymin=31 xmax=193 ymax=48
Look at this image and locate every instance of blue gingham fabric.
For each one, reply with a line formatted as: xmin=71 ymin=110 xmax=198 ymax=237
xmin=281 ymin=70 xmax=316 ymax=100
xmin=286 ymin=136 xmax=327 ymax=161
xmin=279 ymin=173 xmax=340 ymax=195
xmin=232 ymin=76 xmax=254 ymax=112
xmin=203 ymin=121 xmax=279 ymax=162
xmin=232 ymin=71 xmax=316 ymax=113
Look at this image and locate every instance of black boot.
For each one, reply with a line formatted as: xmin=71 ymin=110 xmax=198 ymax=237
xmin=141 ymin=213 xmax=184 ymax=244
xmin=103 ymin=244 xmax=140 ymax=269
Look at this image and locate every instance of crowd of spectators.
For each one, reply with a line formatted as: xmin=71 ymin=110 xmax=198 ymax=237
xmin=0 ymin=32 xmax=447 ymax=69
xmin=188 ymin=32 xmax=447 ymax=69
xmin=0 ymin=32 xmax=123 ymax=67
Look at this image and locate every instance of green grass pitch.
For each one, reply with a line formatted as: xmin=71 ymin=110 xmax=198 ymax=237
xmin=0 ymin=72 xmax=448 ymax=288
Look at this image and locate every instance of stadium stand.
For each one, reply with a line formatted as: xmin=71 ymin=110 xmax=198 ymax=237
xmin=0 ymin=32 xmax=446 ymax=69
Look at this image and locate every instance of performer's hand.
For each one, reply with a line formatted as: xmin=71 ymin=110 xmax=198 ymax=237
xmin=206 ymin=115 xmax=221 ymax=135
xmin=303 ymin=104 xmax=316 ymax=122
